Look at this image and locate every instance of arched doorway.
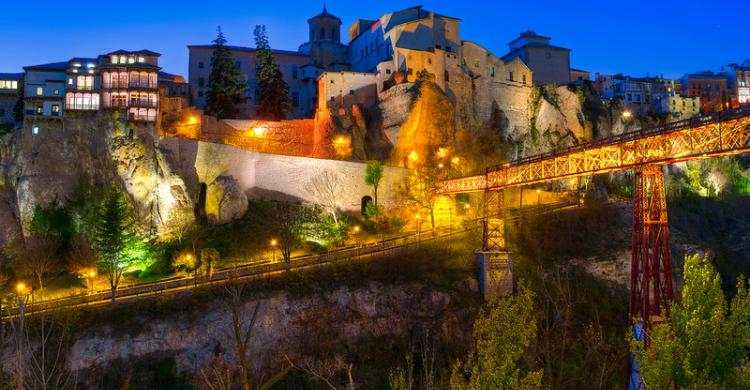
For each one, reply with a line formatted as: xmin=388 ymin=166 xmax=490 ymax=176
xmin=361 ymin=196 xmax=373 ymax=216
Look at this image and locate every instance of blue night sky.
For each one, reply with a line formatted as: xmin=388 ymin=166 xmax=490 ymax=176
xmin=1 ymin=0 xmax=748 ymax=78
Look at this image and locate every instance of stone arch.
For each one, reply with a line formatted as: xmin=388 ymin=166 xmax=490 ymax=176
xmin=361 ymin=195 xmax=373 ymax=216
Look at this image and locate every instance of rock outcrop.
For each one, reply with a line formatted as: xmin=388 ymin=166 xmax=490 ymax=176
xmin=65 ymin=282 xmax=475 ymax=378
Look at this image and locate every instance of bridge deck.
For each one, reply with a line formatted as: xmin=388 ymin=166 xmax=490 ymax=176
xmin=441 ymin=107 xmax=750 ymax=193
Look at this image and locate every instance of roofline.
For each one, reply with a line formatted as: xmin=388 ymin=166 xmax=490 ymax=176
xmin=187 ymin=44 xmax=308 ymax=57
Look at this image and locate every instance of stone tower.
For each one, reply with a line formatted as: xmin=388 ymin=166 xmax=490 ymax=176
xmin=308 ymin=5 xmax=342 ymax=43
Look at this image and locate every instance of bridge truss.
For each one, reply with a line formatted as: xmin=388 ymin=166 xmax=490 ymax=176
xmin=441 ymin=107 xmax=750 ymax=329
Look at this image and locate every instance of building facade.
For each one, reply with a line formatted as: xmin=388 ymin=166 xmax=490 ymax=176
xmin=596 ymin=74 xmax=672 ymax=116
xmin=21 ymin=50 xmax=172 ymax=136
xmin=0 ymin=73 xmax=22 ymax=125
xmin=723 ymin=61 xmax=750 ymax=106
xmin=682 ymin=72 xmax=729 ymax=112
xmin=501 ymin=31 xmax=570 ymax=85
xmin=653 ymin=93 xmax=700 ymax=119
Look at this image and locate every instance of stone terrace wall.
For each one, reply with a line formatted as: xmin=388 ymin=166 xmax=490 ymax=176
xmin=200 ymin=116 xmax=318 ymax=157
xmin=160 ymin=136 xmax=408 ymax=214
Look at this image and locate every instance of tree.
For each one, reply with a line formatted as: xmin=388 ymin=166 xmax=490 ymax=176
xmin=173 ymin=251 xmax=201 ymax=279
xmin=450 ymin=284 xmax=542 ymax=390
xmin=65 ymin=235 xmax=97 ymax=278
xmin=305 ymin=170 xmax=342 ymax=226
xmin=11 ymin=234 xmax=61 ymax=295
xmin=254 ymin=25 xmax=291 ymax=120
xmin=365 ymin=161 xmax=384 ymax=207
xmin=633 ymin=254 xmax=750 ymax=389
xmin=94 ymin=190 xmax=140 ymax=302
xmin=201 ymin=247 xmax=220 ymax=277
xmin=221 ymin=281 xmax=289 ymax=390
xmin=400 ymin=167 xmax=441 ymax=230
xmin=268 ymin=202 xmax=313 ymax=267
xmin=205 ymin=27 xmax=248 ymax=119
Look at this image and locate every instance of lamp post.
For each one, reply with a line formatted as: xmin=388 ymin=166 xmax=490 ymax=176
xmin=353 ymin=226 xmax=361 ymax=259
xmin=15 ymin=282 xmax=29 ymax=390
xmin=537 ymin=189 xmax=541 ymax=206
xmin=270 ymin=239 xmax=277 ymax=262
xmin=88 ymin=270 xmax=96 ymax=295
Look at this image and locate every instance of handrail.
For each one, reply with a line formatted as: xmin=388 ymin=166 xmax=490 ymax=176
xmin=479 ymin=106 xmax=750 ymax=175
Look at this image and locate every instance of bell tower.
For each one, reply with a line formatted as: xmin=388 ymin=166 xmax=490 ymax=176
xmin=308 ymin=4 xmax=342 ymax=43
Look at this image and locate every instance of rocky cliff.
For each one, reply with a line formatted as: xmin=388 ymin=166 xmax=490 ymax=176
xmin=0 ymin=111 xmax=194 ymax=247
xmin=45 ymin=281 xmax=476 ymax=385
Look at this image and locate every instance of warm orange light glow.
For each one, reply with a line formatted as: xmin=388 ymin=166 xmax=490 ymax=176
xmin=187 ymin=115 xmax=199 ymax=125
xmin=451 ymin=156 xmax=460 ymax=165
xmin=332 ymin=134 xmax=352 ymax=159
xmin=253 ymin=126 xmax=268 ymax=136
xmin=16 ymin=282 xmax=26 ymax=294
xmin=415 ymin=214 xmax=420 ymax=219
xmin=536 ymin=189 xmax=541 ymax=194
xmin=186 ymin=254 xmax=193 ymax=260
xmin=270 ymin=239 xmax=278 ymax=247
xmin=353 ymin=226 xmax=360 ymax=233
xmin=622 ymin=111 xmax=632 ymax=119
xmin=438 ymin=163 xmax=444 ymax=169
xmin=436 ymin=147 xmax=448 ymax=158
xmin=88 ymin=270 xmax=96 ymax=278
xmin=464 ymin=203 xmax=470 ymax=209
xmin=408 ymin=150 xmax=419 ymax=163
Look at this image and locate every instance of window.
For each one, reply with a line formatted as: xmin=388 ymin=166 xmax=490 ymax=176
xmin=349 ymin=89 xmax=354 ymax=95
xmin=32 ymin=125 xmax=39 ymax=136
xmin=36 ymin=87 xmax=43 ymax=96
xmin=627 ymin=93 xmax=632 ymax=101
xmin=508 ymin=71 xmax=514 ymax=81
xmin=127 ymin=56 xmax=135 ymax=64
xmin=444 ymin=70 xmax=450 ymax=82
xmin=68 ymin=77 xmax=74 ymax=86
xmin=490 ymin=66 xmax=495 ymax=78
xmin=386 ymin=69 xmax=391 ymax=75
xmin=138 ymin=56 xmax=145 ymax=63
xmin=51 ymin=104 xmax=60 ymax=116
xmin=198 ymin=62 xmax=204 ymax=69
xmin=522 ymin=74 xmax=527 ymax=84
xmin=0 ymin=80 xmax=17 ymax=89
xmin=292 ymin=64 xmax=298 ymax=80
xmin=111 ymin=55 xmax=119 ymax=64
xmin=53 ymin=89 xmax=60 ymax=96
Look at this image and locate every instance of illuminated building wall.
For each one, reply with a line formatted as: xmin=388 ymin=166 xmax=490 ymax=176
xmin=682 ymin=72 xmax=730 ymax=112
xmin=0 ymin=72 xmax=22 ymax=125
xmin=723 ymin=62 xmax=750 ymax=106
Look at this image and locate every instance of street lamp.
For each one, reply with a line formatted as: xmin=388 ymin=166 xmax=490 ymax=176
xmin=622 ymin=110 xmax=632 ymax=119
xmin=536 ymin=189 xmax=541 ymax=206
xmin=15 ymin=282 xmax=29 ymax=389
xmin=88 ymin=270 xmax=97 ymax=295
xmin=353 ymin=226 xmax=361 ymax=247
xmin=270 ymin=239 xmax=277 ymax=262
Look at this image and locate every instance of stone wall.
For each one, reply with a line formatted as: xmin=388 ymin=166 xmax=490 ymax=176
xmin=160 ymin=136 xmax=409 ymax=222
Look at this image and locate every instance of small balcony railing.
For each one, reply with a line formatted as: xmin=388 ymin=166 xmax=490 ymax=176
xmin=129 ymin=99 xmax=158 ymax=108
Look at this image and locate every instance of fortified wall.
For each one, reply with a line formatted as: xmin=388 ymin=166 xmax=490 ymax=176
xmin=159 ymin=136 xmax=408 ymax=224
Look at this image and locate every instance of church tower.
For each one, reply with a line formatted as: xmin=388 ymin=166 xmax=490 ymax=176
xmin=308 ymin=5 xmax=342 ymax=43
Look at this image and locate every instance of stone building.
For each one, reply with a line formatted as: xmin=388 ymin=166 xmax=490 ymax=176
xmin=0 ymin=72 xmax=22 ymax=126
xmin=570 ymin=68 xmax=590 ymax=82
xmin=597 ymin=74 xmax=672 ymax=116
xmin=20 ymin=50 xmax=173 ymax=136
xmin=317 ymin=72 xmax=378 ymax=111
xmin=682 ymin=71 xmax=730 ymax=112
xmin=501 ymin=31 xmax=571 ymax=85
xmin=188 ymin=6 xmax=350 ymax=120
xmin=723 ymin=61 xmax=750 ymax=106
xmin=653 ymin=93 xmax=700 ymax=119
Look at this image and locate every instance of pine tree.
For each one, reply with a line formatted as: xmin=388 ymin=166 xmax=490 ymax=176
xmin=94 ymin=189 xmax=140 ymax=302
xmin=205 ymin=27 xmax=248 ymax=119
xmin=253 ymin=25 xmax=291 ymax=120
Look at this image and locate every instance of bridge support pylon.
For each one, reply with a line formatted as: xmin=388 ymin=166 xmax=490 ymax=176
xmin=630 ymin=165 xmax=674 ymax=328
xmin=477 ymin=189 xmax=512 ymax=299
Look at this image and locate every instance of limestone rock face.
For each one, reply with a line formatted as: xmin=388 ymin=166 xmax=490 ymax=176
xmin=0 ymin=112 xmax=195 ymax=244
xmin=205 ymin=175 xmax=248 ymax=224
xmin=64 ymin=282 xmax=473 ymax=376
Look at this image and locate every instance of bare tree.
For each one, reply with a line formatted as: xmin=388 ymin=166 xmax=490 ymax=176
xmin=222 ymin=280 xmax=290 ymax=390
xmin=196 ymin=354 xmax=240 ymax=390
xmin=400 ymin=168 xmax=441 ymax=230
xmin=12 ymin=234 xmax=61 ymax=296
xmin=65 ymin=235 xmax=98 ymax=279
xmin=305 ymin=170 xmax=343 ymax=226
xmin=284 ymin=355 xmax=356 ymax=390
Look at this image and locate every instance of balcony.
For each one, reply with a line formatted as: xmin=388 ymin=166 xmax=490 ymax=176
xmin=103 ymin=81 xmax=158 ymax=89
xmin=129 ymin=99 xmax=158 ymax=108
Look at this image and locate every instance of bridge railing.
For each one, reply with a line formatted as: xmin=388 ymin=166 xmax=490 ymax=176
xmin=483 ymin=106 xmax=750 ymax=174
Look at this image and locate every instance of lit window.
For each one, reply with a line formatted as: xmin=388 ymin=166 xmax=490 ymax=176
xmin=87 ymin=63 xmax=95 ymax=69
xmin=32 ymin=125 xmax=40 ymax=135
xmin=138 ymin=56 xmax=145 ymax=63
xmin=128 ymin=57 xmax=135 ymax=64
xmin=111 ymin=56 xmax=119 ymax=64
xmin=68 ymin=78 xmax=74 ymax=85
xmin=51 ymin=104 xmax=60 ymax=115
xmin=36 ymin=87 xmax=43 ymax=96
xmin=54 ymin=89 xmax=60 ymax=96
xmin=72 ymin=62 xmax=81 ymax=68
xmin=120 ymin=56 xmax=127 ymax=64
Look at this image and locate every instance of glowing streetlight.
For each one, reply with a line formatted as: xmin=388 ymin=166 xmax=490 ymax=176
xmin=16 ymin=282 xmax=27 ymax=295
xmin=536 ymin=189 xmax=541 ymax=205
xmin=622 ymin=111 xmax=632 ymax=119
xmin=270 ymin=239 xmax=278 ymax=262
xmin=88 ymin=270 xmax=97 ymax=295
xmin=451 ymin=156 xmax=460 ymax=165
xmin=253 ymin=125 xmax=268 ymax=136
xmin=187 ymin=115 xmax=199 ymax=125
xmin=437 ymin=163 xmax=444 ymax=169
